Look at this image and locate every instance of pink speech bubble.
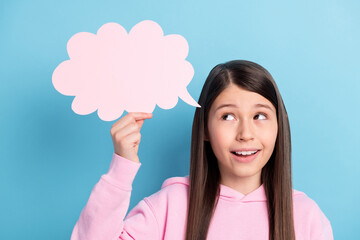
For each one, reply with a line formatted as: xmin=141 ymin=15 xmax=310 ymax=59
xmin=52 ymin=20 xmax=201 ymax=121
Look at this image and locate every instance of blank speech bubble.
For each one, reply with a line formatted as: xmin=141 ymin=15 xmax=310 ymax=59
xmin=52 ymin=20 xmax=201 ymax=121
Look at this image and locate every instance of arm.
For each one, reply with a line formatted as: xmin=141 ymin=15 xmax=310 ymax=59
xmin=71 ymin=112 xmax=155 ymax=240
xmin=70 ymin=153 xmax=159 ymax=240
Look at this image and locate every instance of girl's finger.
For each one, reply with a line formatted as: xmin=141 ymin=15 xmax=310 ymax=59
xmin=130 ymin=112 xmax=153 ymax=120
xmin=126 ymin=131 xmax=141 ymax=145
xmin=111 ymin=112 xmax=152 ymax=132
xmin=113 ymin=121 xmax=141 ymax=140
xmin=137 ymin=119 xmax=145 ymax=129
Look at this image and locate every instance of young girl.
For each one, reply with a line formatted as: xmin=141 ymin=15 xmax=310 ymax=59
xmin=71 ymin=60 xmax=333 ymax=240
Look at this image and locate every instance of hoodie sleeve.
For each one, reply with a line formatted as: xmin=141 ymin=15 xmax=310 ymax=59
xmin=70 ymin=153 xmax=159 ymax=240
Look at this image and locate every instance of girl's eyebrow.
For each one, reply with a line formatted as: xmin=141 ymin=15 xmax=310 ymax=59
xmin=215 ymin=103 xmax=274 ymax=113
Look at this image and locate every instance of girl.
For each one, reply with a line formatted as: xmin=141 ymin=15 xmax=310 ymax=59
xmin=71 ymin=60 xmax=333 ymax=240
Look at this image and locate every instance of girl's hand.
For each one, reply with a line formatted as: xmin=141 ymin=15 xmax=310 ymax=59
xmin=110 ymin=112 xmax=153 ymax=163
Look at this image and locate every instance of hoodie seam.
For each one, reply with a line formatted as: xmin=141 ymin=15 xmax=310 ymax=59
xmin=144 ymin=197 xmax=161 ymax=240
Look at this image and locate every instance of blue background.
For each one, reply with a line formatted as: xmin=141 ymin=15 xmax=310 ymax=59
xmin=1 ymin=0 xmax=359 ymax=239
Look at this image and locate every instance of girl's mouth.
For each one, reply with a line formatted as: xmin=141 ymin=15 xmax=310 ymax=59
xmin=231 ymin=150 xmax=260 ymax=163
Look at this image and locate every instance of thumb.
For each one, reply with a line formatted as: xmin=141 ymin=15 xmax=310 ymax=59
xmin=137 ymin=119 xmax=145 ymax=129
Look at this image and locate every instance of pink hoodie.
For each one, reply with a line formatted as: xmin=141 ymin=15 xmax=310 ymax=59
xmin=71 ymin=153 xmax=333 ymax=240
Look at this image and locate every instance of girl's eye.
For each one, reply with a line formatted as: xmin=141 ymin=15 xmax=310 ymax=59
xmin=221 ymin=113 xmax=268 ymax=121
xmin=254 ymin=113 xmax=267 ymax=120
xmin=221 ymin=114 xmax=235 ymax=121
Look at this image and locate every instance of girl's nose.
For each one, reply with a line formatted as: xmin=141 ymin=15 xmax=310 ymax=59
xmin=236 ymin=119 xmax=254 ymax=141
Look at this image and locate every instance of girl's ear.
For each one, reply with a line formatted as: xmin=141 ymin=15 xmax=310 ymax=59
xmin=204 ymin=128 xmax=209 ymax=141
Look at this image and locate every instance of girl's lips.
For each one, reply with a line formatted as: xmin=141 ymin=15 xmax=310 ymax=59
xmin=231 ymin=150 xmax=261 ymax=163
xmin=231 ymin=148 xmax=260 ymax=152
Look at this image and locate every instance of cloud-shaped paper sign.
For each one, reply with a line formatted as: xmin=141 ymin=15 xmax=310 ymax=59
xmin=52 ymin=20 xmax=201 ymax=121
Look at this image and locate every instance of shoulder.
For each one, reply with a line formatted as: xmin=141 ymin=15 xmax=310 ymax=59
xmin=293 ymin=188 xmax=317 ymax=208
xmin=124 ymin=177 xmax=189 ymax=239
xmin=141 ymin=176 xmax=189 ymax=230
xmin=161 ymin=176 xmax=190 ymax=189
xmin=292 ymin=188 xmax=333 ymax=239
xmin=145 ymin=176 xmax=189 ymax=205
xmin=292 ymin=188 xmax=324 ymax=215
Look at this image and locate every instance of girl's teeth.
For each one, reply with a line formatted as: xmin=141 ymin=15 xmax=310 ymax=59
xmin=235 ymin=150 xmax=257 ymax=156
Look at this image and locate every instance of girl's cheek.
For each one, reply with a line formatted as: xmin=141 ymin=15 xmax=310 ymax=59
xmin=260 ymin=126 xmax=278 ymax=140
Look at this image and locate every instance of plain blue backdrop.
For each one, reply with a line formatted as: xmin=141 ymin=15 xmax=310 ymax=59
xmin=1 ymin=0 xmax=359 ymax=239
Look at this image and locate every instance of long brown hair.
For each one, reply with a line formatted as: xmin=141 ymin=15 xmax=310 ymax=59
xmin=185 ymin=60 xmax=295 ymax=240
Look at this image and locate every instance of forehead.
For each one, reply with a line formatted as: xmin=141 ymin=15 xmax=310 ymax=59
xmin=211 ymin=84 xmax=275 ymax=111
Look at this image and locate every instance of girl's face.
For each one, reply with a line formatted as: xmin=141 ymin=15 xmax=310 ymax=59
xmin=206 ymin=83 xmax=278 ymax=192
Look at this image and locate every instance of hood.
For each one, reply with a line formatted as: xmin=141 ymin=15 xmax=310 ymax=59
xmin=161 ymin=175 xmax=304 ymax=202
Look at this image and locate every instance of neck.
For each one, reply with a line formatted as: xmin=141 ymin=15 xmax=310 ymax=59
xmin=220 ymin=171 xmax=262 ymax=195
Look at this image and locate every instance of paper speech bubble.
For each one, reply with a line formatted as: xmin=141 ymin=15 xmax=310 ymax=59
xmin=52 ymin=20 xmax=200 ymax=121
